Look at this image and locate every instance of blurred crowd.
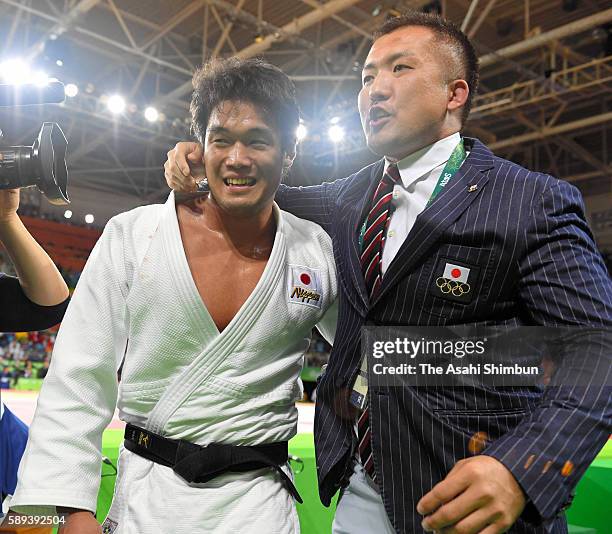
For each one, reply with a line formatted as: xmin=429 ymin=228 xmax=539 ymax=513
xmin=305 ymin=331 xmax=331 ymax=369
xmin=0 ymin=331 xmax=55 ymax=389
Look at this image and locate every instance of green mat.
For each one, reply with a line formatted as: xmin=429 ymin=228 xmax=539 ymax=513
xmin=13 ymin=378 xmax=44 ymax=391
xmin=566 ymin=441 xmax=612 ymax=534
xmin=93 ymin=432 xmax=610 ymax=533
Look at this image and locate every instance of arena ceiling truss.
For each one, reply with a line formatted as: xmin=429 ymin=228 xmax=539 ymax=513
xmin=0 ymin=0 xmax=610 ymax=205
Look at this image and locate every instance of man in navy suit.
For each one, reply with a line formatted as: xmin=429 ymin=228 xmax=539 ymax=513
xmin=165 ymin=11 xmax=611 ymax=534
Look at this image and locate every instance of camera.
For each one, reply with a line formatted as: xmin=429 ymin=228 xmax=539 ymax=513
xmin=0 ymin=80 xmax=70 ymax=205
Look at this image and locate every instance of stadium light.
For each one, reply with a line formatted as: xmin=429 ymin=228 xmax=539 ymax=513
xmin=85 ymin=214 xmax=94 ymax=224
xmin=330 ymin=116 xmax=341 ymax=125
xmin=296 ymin=123 xmax=307 ymax=142
xmin=56 ymin=59 xmax=63 ymax=67
xmin=107 ymin=94 xmax=126 ymax=114
xmin=32 ymin=70 xmax=50 ymax=87
xmin=0 ymin=58 xmax=31 ymax=85
xmin=63 ymin=210 xmax=72 ymax=219
xmin=144 ymin=106 xmax=159 ymax=122
xmin=328 ymin=124 xmax=345 ymax=143
xmin=64 ymin=83 xmax=78 ymax=98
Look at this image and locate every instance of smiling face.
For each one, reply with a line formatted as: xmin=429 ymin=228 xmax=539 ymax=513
xmin=358 ymin=25 xmax=458 ymax=161
xmin=204 ymin=100 xmax=288 ymax=218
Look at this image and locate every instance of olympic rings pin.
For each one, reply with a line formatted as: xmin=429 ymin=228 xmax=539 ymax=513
xmin=436 ymin=277 xmax=471 ymax=296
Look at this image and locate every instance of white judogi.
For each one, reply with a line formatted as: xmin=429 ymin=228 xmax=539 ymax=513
xmin=11 ymin=193 xmax=337 ymax=534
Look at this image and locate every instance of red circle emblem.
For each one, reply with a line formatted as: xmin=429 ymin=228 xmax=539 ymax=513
xmin=300 ymin=273 xmax=311 ymax=285
xmin=450 ymin=268 xmax=462 ymax=279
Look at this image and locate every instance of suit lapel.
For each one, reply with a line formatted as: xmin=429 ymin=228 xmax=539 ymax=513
xmin=372 ymin=138 xmax=495 ymax=308
xmin=337 ymin=159 xmax=385 ymax=317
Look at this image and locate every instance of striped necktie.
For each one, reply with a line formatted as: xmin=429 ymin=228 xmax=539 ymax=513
xmin=360 ymin=164 xmax=401 ymax=298
xmin=358 ymin=163 xmax=401 ymax=479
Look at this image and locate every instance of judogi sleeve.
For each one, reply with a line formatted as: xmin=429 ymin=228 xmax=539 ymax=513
xmin=10 ymin=216 xmax=129 ymax=515
xmin=316 ymin=299 xmax=338 ymax=346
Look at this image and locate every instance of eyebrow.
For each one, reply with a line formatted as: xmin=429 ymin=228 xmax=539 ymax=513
xmin=363 ymin=51 xmax=417 ymax=72
xmin=207 ymin=126 xmax=273 ymax=137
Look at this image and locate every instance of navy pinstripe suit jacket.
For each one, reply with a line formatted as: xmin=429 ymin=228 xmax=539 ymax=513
xmin=276 ymin=138 xmax=612 ymax=534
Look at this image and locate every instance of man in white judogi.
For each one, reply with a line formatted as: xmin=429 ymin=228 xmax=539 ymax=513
xmin=10 ymin=58 xmax=337 ymax=534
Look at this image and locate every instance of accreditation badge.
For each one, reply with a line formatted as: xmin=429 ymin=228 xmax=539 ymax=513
xmin=349 ymin=356 xmax=369 ymax=410
xmin=101 ymin=517 xmax=118 ymax=534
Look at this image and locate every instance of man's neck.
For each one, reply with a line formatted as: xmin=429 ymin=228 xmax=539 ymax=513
xmin=390 ymin=127 xmax=461 ymax=163
xmin=201 ymin=196 xmax=276 ymax=252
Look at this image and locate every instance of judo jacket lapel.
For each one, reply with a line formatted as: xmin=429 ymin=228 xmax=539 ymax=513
xmin=146 ymin=195 xmax=287 ymax=434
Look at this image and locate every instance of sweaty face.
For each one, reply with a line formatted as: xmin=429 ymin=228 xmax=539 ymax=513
xmin=358 ymin=26 xmax=452 ymax=160
xmin=204 ymin=100 xmax=285 ymax=218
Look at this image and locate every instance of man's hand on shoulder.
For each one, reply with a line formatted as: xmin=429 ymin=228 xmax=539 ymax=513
xmin=164 ymin=141 xmax=205 ymax=193
xmin=417 ymin=455 xmax=526 ymax=534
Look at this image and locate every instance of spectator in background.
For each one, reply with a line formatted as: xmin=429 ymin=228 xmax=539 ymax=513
xmin=0 ymin=368 xmax=13 ymax=389
xmin=37 ymin=360 xmax=50 ymax=380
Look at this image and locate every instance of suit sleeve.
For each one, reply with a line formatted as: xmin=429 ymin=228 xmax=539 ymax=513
xmin=10 ymin=217 xmax=129 ymax=515
xmin=276 ymin=182 xmax=338 ymax=234
xmin=482 ymin=179 xmax=612 ymax=525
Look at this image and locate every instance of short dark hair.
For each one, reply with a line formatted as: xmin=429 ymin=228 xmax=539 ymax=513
xmin=373 ymin=11 xmax=479 ymax=124
xmin=190 ymin=57 xmax=300 ymax=153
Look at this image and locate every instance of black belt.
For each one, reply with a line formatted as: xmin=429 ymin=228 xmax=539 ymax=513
xmin=124 ymin=424 xmax=302 ymax=503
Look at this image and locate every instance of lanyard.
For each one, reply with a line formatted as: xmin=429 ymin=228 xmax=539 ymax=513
xmin=426 ymin=138 xmax=466 ymax=208
xmin=358 ymin=139 xmax=466 ymax=249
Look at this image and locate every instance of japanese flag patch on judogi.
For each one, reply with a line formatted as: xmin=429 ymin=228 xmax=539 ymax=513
xmin=287 ymin=265 xmax=322 ymax=309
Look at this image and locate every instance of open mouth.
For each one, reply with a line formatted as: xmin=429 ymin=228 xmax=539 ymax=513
xmin=368 ymin=107 xmax=392 ymax=129
xmin=223 ymin=177 xmax=256 ymax=187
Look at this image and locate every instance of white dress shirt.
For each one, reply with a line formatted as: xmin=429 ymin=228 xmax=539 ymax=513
xmin=381 ymin=132 xmax=465 ymax=275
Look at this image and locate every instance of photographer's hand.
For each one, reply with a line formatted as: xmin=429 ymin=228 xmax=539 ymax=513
xmin=0 ymin=189 xmax=69 ymax=305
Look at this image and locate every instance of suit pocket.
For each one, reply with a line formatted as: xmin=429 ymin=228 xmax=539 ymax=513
xmin=434 ymin=408 xmax=530 ymax=444
xmin=421 ymin=245 xmax=497 ymax=318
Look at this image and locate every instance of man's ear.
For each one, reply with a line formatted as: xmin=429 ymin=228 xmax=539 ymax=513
xmin=283 ymin=144 xmax=297 ymax=170
xmin=447 ymin=79 xmax=469 ymax=113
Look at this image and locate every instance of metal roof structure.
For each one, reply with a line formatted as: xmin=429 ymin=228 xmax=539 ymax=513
xmin=0 ymin=0 xmax=610 ymax=210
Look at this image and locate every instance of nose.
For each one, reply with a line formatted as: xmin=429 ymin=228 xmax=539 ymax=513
xmin=368 ymin=72 xmax=391 ymax=104
xmin=225 ymin=142 xmax=251 ymax=168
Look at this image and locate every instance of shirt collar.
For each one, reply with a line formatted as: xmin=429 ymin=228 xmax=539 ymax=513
xmin=385 ymin=132 xmax=461 ymax=189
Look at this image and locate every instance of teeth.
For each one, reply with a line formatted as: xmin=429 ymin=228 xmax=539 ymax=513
xmin=226 ymin=178 xmax=253 ymax=185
